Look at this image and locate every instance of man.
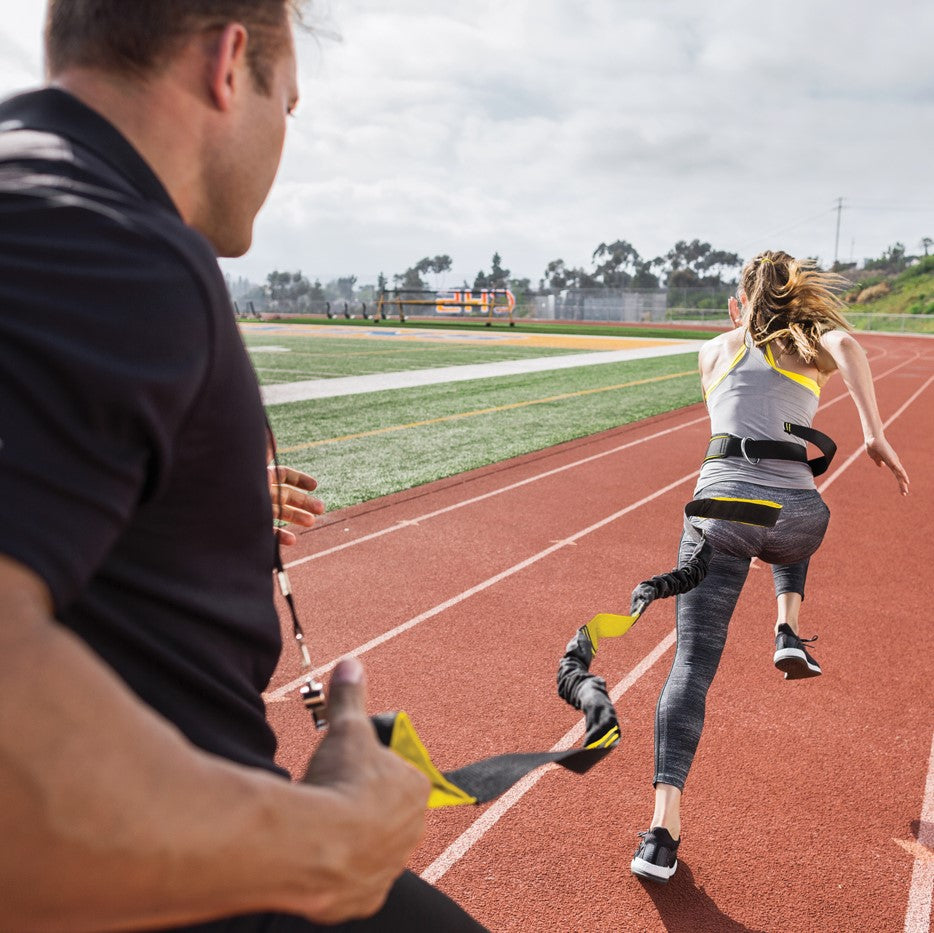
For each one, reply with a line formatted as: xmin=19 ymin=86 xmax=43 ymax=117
xmin=0 ymin=2 xmax=486 ymax=930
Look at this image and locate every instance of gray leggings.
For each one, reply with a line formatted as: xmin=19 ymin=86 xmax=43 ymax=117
xmin=654 ymin=481 xmax=830 ymax=791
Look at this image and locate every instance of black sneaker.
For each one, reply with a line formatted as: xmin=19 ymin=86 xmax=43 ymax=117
xmin=773 ymin=623 xmax=822 ymax=679
xmin=630 ymin=827 xmax=680 ymax=883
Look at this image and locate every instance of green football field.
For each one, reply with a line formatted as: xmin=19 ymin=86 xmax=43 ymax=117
xmin=244 ymin=324 xmax=705 ymax=512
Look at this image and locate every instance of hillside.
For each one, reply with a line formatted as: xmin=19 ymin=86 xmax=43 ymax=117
xmin=844 ymin=256 xmax=934 ymax=324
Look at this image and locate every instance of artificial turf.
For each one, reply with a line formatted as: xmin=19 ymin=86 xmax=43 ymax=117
xmin=263 ymin=351 xmax=703 ymax=512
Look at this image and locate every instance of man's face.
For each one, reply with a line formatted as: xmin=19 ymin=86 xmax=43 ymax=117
xmin=205 ymin=25 xmax=299 ymax=257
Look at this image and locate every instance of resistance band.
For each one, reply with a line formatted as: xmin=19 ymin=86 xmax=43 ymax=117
xmin=556 ymin=495 xmax=782 ymax=747
xmin=275 ymin=451 xmax=783 ymax=809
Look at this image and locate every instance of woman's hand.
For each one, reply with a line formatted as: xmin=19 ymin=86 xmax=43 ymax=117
xmin=865 ymin=435 xmax=910 ymax=496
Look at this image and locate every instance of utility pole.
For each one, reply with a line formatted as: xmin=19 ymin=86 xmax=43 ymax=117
xmin=833 ymin=197 xmax=843 ymax=268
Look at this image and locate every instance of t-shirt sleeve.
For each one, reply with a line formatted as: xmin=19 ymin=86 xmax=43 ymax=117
xmin=0 ymin=205 xmax=211 ymax=611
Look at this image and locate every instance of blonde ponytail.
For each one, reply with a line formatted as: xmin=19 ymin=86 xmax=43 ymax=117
xmin=741 ymin=251 xmax=851 ymax=363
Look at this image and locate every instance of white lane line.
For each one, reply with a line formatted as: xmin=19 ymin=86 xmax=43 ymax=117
xmin=904 ymin=729 xmax=934 ymax=933
xmin=265 ymin=471 xmax=698 ymax=699
xmin=819 ymin=373 xmax=934 ymax=493
xmin=284 ymin=414 xmax=710 ymax=569
xmin=284 ymin=350 xmax=913 ymax=571
xmin=421 ymin=629 xmax=676 ymax=884
xmin=411 ymin=367 xmax=931 ymax=883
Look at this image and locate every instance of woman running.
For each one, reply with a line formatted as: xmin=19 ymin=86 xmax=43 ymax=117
xmin=630 ymin=250 xmax=910 ymax=883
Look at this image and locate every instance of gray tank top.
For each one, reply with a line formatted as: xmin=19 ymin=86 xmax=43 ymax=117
xmin=697 ymin=334 xmax=820 ymax=491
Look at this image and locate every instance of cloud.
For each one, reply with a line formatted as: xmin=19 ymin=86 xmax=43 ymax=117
xmin=0 ymin=1 xmax=929 ymax=283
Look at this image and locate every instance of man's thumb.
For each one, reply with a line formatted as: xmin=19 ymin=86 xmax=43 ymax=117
xmin=326 ymin=657 xmax=367 ymax=723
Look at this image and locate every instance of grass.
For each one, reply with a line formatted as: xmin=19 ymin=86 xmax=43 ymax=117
xmin=843 ymin=260 xmax=934 ymax=331
xmin=264 ymin=351 xmax=702 ymax=511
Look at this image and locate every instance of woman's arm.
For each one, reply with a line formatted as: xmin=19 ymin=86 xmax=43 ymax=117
xmin=819 ymin=330 xmax=910 ymax=495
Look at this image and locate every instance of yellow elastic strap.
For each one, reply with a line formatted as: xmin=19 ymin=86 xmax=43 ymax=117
xmin=583 ymin=612 xmax=642 ymax=655
xmin=586 ymin=725 xmax=621 ymax=749
xmin=387 ymin=711 xmax=477 ymax=808
xmin=700 ymin=496 xmax=782 ymax=527
xmin=710 ymin=495 xmax=782 ymax=508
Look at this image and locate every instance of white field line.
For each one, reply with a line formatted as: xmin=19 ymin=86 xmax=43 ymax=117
xmin=261 ymin=342 xmax=707 ymax=405
xmin=265 ymin=471 xmax=698 ymax=700
xmin=414 ymin=365 xmax=931 ymax=885
xmin=904 ymin=729 xmax=934 ymax=933
xmin=284 ymin=349 xmax=914 ymax=572
xmin=420 ymin=630 xmax=676 ymax=885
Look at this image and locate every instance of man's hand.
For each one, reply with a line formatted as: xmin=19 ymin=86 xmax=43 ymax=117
xmin=268 ymin=464 xmax=325 ymax=545
xmin=301 ymin=659 xmax=429 ymax=923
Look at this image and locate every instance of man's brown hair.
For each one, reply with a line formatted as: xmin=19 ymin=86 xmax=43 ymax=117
xmin=45 ymin=1 xmax=303 ymax=93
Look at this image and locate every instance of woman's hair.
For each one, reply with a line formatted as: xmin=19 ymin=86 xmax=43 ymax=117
xmin=740 ymin=250 xmax=852 ymax=362
xmin=45 ymin=1 xmax=305 ymax=94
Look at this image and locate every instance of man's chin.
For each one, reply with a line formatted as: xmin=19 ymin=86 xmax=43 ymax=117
xmin=197 ymin=225 xmax=252 ymax=259
xmin=216 ymin=236 xmax=252 ymax=259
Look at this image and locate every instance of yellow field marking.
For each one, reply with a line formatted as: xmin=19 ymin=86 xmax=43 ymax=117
xmin=240 ymin=321 xmax=675 ymax=352
xmin=278 ymin=369 xmax=695 ymax=454
xmin=250 ymin=346 xmax=452 ymax=360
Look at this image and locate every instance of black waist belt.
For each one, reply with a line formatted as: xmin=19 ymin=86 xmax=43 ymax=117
xmin=703 ymin=422 xmax=836 ymax=477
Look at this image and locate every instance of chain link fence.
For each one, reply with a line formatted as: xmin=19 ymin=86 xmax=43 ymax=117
xmin=235 ymin=290 xmax=933 ymax=334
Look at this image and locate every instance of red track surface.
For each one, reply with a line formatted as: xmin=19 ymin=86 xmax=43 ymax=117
xmin=265 ymin=333 xmax=934 ymax=933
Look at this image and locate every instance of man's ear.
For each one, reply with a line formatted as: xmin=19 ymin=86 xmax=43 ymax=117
xmin=207 ymin=23 xmax=250 ymax=112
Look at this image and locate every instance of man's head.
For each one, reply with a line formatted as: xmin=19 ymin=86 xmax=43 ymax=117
xmin=45 ymin=1 xmax=298 ymax=95
xmin=45 ymin=1 xmax=303 ymax=256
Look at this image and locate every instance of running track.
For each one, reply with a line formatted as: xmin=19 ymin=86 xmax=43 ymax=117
xmin=264 ymin=333 xmax=934 ymax=933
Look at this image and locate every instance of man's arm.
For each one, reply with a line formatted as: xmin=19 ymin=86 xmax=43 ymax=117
xmin=819 ymin=330 xmax=910 ymax=495
xmin=0 ymin=556 xmax=429 ymax=931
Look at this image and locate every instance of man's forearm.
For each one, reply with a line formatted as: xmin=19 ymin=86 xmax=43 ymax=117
xmin=0 ymin=561 xmax=340 ymax=931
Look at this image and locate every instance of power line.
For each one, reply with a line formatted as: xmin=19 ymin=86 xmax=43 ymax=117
xmin=732 ymin=206 xmax=838 ymax=252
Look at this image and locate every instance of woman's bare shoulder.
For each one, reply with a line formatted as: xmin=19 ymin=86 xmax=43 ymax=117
xmin=699 ymin=328 xmax=745 ymax=385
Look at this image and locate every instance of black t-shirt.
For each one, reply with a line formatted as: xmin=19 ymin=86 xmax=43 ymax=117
xmin=0 ymin=88 xmax=285 ymax=775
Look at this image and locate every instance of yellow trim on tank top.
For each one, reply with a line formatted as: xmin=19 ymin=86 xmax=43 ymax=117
xmin=763 ymin=344 xmax=821 ymax=397
xmin=703 ymin=344 xmax=748 ymax=400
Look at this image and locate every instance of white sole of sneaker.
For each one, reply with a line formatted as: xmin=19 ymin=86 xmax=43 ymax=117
xmin=773 ymin=647 xmax=821 ymax=678
xmin=630 ymin=856 xmax=677 ymax=883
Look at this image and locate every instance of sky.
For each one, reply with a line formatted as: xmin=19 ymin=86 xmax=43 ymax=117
xmin=2 ymin=1 xmax=932 ymax=290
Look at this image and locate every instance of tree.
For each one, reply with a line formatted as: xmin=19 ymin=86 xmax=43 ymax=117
xmin=508 ymin=277 xmax=532 ymax=300
xmin=865 ymin=242 xmax=908 ymax=273
xmin=394 ymin=255 xmax=452 ymax=292
xmin=265 ymin=270 xmax=314 ymax=303
xmin=542 ymin=259 xmax=572 ymax=292
xmin=473 ymin=253 xmax=510 ymax=291
xmin=541 ymin=259 xmax=596 ymax=292
xmin=489 ymin=252 xmax=510 ymax=288
xmin=591 ymin=240 xmax=641 ymax=287
xmin=920 ymin=237 xmax=932 ymax=257
xmin=472 ymin=269 xmax=490 ymax=290
xmin=333 ymin=276 xmax=357 ymax=300
xmin=660 ymin=240 xmax=741 ymax=287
